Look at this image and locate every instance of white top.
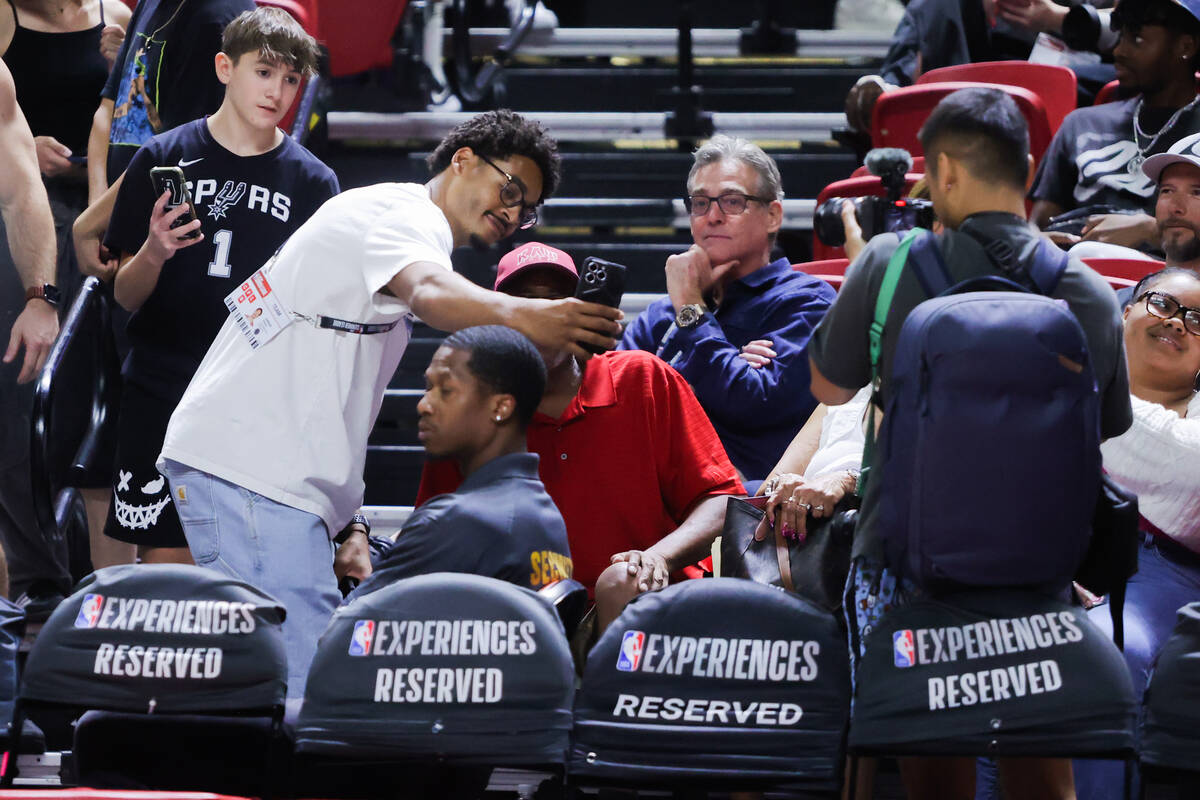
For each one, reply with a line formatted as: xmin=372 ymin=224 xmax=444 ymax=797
xmin=1101 ymin=393 xmax=1200 ymax=549
xmin=161 ymin=183 xmax=454 ymax=534
xmin=803 ymin=386 xmax=871 ymax=480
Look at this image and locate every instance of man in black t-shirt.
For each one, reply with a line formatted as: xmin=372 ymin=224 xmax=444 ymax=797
xmin=348 ymin=326 xmax=572 ymax=602
xmin=86 ymin=0 xmax=254 ymax=203
xmin=809 ymin=88 xmax=1131 ymax=800
xmin=1031 ymin=0 xmax=1200 ymax=251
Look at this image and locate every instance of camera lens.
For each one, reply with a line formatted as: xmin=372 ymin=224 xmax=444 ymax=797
xmin=814 ymin=198 xmax=850 ymax=248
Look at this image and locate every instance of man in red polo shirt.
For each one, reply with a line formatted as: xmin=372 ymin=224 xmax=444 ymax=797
xmin=416 ymin=243 xmax=743 ymax=627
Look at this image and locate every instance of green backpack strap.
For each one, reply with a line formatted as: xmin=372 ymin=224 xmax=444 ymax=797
xmin=858 ymin=227 xmax=925 ymax=498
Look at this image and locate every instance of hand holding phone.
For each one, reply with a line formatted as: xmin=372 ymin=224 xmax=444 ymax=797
xmin=573 ymin=256 xmax=627 ymax=354
xmin=149 ymin=166 xmax=201 ymax=240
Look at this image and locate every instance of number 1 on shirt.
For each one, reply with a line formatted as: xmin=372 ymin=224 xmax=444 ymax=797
xmin=208 ymin=229 xmax=233 ymax=277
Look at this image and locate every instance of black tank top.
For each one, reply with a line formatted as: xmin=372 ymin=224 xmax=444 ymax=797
xmin=3 ymin=0 xmax=108 ymax=154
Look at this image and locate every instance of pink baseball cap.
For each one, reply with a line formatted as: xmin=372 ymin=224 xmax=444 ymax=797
xmin=494 ymin=242 xmax=578 ymax=292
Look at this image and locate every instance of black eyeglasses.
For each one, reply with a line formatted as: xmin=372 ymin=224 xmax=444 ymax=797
xmin=1139 ymin=290 xmax=1200 ymax=336
xmin=684 ymin=192 xmax=770 ymax=217
xmin=478 ymin=154 xmax=538 ymax=230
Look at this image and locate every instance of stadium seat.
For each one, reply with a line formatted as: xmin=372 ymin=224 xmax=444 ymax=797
xmin=794 ymin=259 xmax=850 ymax=292
xmin=569 ymin=578 xmax=850 ymax=794
xmin=847 ymin=589 xmax=1137 ymax=798
xmin=871 ymin=82 xmax=1053 ymax=168
xmin=316 ymin=0 xmax=409 ymax=77
xmin=539 ymin=578 xmax=588 ymax=642
xmin=917 ymin=61 xmax=1077 ymax=132
xmin=1095 ymin=79 xmax=1121 ymax=106
xmin=2 ymin=565 xmax=288 ymax=794
xmin=1081 ymin=257 xmax=1164 ymax=284
xmin=812 ymin=174 xmax=923 ymax=260
xmin=1140 ymin=602 xmax=1200 ymax=794
xmin=293 ymin=572 xmax=575 ymax=798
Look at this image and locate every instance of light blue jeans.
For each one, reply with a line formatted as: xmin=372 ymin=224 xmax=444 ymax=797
xmin=1072 ymin=535 xmax=1200 ymax=800
xmin=161 ymin=459 xmax=341 ymax=701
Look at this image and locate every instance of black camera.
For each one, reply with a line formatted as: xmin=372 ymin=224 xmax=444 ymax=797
xmin=813 ymin=148 xmax=935 ymax=248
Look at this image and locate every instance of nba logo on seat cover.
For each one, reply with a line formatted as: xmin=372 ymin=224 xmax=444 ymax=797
xmin=616 ymin=630 xmax=645 ymax=671
xmin=74 ymin=594 xmax=104 ymax=628
xmin=893 ymin=629 xmax=916 ymax=668
xmin=349 ymin=620 xmax=375 ymax=656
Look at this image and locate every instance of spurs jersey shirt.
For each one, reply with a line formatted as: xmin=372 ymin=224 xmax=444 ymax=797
xmin=1031 ymin=97 xmax=1200 ymax=213
xmin=106 ymin=118 xmax=340 ymax=386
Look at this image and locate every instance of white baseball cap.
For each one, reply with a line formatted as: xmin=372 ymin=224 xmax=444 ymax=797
xmin=1142 ymin=131 xmax=1200 ymax=182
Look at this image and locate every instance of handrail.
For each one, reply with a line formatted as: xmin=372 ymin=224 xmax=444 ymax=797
xmin=30 ymin=277 xmax=120 ymax=541
xmin=451 ymin=0 xmax=538 ymax=105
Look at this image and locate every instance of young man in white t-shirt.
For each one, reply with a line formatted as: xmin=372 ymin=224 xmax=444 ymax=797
xmin=157 ymin=110 xmax=623 ymax=699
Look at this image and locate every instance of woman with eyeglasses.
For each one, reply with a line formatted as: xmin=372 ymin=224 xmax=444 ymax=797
xmin=1074 ymin=266 xmax=1200 ymax=799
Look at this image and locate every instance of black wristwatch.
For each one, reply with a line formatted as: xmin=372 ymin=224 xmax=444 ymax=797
xmin=25 ymin=284 xmax=61 ymax=308
xmin=334 ymin=512 xmax=370 ymax=546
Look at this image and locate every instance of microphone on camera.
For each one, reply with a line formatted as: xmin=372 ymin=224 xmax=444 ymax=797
xmin=865 ymin=148 xmax=914 ymax=202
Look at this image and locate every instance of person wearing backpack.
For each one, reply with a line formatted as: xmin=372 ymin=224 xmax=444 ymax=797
xmin=808 ymin=87 xmax=1132 ymax=800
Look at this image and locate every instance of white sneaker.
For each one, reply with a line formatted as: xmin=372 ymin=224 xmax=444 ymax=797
xmin=506 ymin=0 xmax=557 ymax=31
xmin=428 ymin=87 xmax=462 ymax=112
xmin=835 ymin=0 xmax=905 ymax=32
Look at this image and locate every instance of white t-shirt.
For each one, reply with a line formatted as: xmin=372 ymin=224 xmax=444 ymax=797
xmin=160 ymin=183 xmax=453 ymax=534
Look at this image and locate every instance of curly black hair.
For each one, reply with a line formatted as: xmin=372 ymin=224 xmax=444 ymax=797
xmin=426 ymin=110 xmax=562 ymax=204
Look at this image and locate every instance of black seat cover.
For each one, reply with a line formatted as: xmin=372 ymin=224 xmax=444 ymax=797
xmin=22 ymin=564 xmax=287 ymax=713
xmin=571 ymin=578 xmax=850 ymax=787
xmin=295 ymin=572 xmax=574 ymax=765
xmin=1142 ymin=602 xmax=1200 ymax=769
xmin=850 ymin=590 xmax=1136 ymax=757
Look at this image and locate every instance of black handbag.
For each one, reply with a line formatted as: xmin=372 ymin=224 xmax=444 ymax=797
xmin=1075 ymin=473 xmax=1140 ymax=651
xmin=720 ymin=495 xmax=857 ymax=612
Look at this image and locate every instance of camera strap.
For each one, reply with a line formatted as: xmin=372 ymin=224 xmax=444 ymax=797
xmin=860 ymin=227 xmax=926 ymax=498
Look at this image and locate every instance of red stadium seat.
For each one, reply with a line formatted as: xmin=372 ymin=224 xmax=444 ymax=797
xmin=317 ymin=0 xmax=410 ymax=77
xmin=917 ymin=61 xmax=1076 ymax=132
xmin=1082 ymin=257 xmax=1165 ymax=283
xmin=812 ymin=174 xmax=923 ymax=260
xmin=1094 ymin=79 xmax=1121 ymax=106
xmin=871 ymin=82 xmax=1053 ymax=167
xmin=255 ymin=0 xmax=319 ymax=136
xmin=794 ymin=258 xmax=851 ymax=276
xmin=851 ymin=155 xmax=925 ymax=178
xmin=794 ymin=259 xmax=850 ymax=291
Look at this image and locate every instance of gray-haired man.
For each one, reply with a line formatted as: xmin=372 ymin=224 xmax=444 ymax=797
xmin=619 ymin=134 xmax=835 ymax=485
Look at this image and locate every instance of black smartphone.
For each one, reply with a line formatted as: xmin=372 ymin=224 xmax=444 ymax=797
xmin=149 ymin=165 xmax=201 ymax=239
xmin=66 ymin=154 xmax=87 ymax=166
xmin=573 ymin=256 xmax=627 ymax=354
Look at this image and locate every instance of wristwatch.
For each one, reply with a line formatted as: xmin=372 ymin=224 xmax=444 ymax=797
xmin=334 ymin=511 xmax=371 ymax=546
xmin=675 ymin=303 xmax=707 ymax=330
xmin=25 ymin=284 xmax=60 ymax=307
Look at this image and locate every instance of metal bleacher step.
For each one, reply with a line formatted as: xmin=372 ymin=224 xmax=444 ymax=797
xmin=449 ymin=26 xmax=890 ymax=60
xmin=493 ymin=65 xmax=864 ymax=114
xmin=364 ymin=444 xmax=426 ymax=507
xmin=327 ymin=149 xmax=851 ymax=212
xmin=328 ymin=110 xmax=848 ymax=146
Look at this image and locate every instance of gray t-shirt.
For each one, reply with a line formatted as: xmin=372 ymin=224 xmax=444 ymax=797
xmin=808 ymin=212 xmax=1133 ymax=561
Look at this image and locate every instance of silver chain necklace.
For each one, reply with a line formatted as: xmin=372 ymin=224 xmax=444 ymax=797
xmin=1129 ymin=96 xmax=1200 ymax=175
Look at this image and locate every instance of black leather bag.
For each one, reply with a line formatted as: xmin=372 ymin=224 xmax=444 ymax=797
xmin=720 ymin=495 xmax=857 ymax=613
xmin=1075 ymin=473 xmax=1140 ymax=650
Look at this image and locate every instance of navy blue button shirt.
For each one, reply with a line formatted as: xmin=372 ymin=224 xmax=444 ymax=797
xmin=349 ymin=452 xmax=572 ymax=601
xmin=619 ymin=257 xmax=835 ymax=481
